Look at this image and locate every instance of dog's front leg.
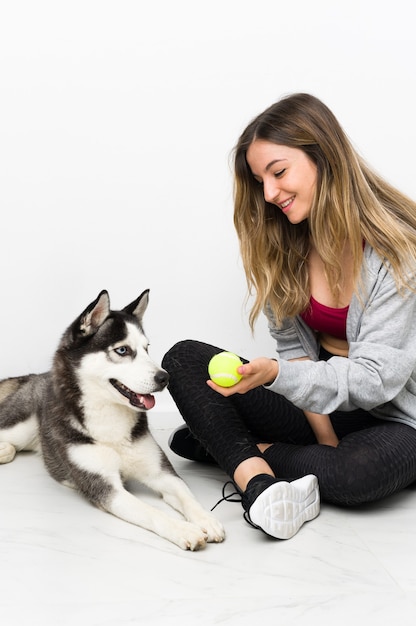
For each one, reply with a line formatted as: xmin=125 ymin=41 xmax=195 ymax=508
xmin=68 ymin=443 xmax=212 ymax=550
xmin=107 ymin=487 xmax=211 ymax=550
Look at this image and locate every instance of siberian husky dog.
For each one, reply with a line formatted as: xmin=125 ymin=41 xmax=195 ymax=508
xmin=0 ymin=290 xmax=225 ymax=550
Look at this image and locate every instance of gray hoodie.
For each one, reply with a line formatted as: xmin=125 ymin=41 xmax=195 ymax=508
xmin=265 ymin=244 xmax=416 ymax=429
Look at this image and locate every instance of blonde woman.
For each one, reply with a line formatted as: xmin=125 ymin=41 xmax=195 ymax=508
xmin=162 ymin=93 xmax=416 ymax=540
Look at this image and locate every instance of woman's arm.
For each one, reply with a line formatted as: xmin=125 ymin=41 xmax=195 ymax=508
xmin=267 ymin=270 xmax=416 ymax=415
xmin=303 ymin=410 xmax=339 ymax=446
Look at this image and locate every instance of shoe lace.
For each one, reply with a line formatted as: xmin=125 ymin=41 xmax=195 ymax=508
xmin=210 ymin=480 xmax=242 ymax=511
xmin=210 ymin=480 xmax=262 ymax=531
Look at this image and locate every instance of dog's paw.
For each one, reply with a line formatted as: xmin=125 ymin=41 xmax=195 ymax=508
xmin=0 ymin=442 xmax=16 ymax=464
xmin=192 ymin=511 xmax=226 ymax=544
xmin=171 ymin=520 xmax=210 ymax=551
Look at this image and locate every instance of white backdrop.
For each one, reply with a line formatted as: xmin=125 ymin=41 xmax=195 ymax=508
xmin=1 ymin=0 xmax=415 ymax=411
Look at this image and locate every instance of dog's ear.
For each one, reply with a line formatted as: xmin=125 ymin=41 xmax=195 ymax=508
xmin=123 ymin=289 xmax=149 ymax=324
xmin=79 ymin=290 xmax=111 ymax=336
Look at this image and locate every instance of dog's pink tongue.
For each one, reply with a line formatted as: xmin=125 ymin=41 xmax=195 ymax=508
xmin=129 ymin=389 xmax=156 ymax=410
xmin=141 ymin=394 xmax=155 ymax=410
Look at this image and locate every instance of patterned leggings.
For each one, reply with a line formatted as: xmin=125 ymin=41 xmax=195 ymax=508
xmin=162 ymin=339 xmax=416 ymax=506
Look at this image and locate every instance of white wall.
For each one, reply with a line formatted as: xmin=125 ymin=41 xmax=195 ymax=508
xmin=1 ymin=0 xmax=415 ymax=411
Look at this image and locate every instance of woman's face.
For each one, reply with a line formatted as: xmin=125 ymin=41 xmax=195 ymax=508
xmin=246 ymin=139 xmax=317 ymax=224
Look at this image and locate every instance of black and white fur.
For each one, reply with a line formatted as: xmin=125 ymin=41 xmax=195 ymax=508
xmin=0 ymin=290 xmax=225 ymax=550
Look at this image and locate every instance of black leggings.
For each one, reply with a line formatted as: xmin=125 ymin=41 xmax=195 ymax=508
xmin=162 ymin=340 xmax=416 ymax=506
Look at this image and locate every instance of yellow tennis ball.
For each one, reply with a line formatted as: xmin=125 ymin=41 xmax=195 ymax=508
xmin=208 ymin=351 xmax=243 ymax=387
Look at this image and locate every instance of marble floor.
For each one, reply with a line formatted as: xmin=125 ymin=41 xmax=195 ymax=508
xmin=1 ymin=411 xmax=416 ymax=626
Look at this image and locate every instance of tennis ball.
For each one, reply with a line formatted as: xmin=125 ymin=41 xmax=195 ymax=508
xmin=208 ymin=351 xmax=243 ymax=387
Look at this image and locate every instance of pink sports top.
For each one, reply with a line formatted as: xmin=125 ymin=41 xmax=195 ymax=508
xmin=300 ymin=295 xmax=349 ymax=340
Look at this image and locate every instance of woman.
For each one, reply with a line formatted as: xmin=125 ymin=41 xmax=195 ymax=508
xmin=162 ymin=93 xmax=416 ymax=540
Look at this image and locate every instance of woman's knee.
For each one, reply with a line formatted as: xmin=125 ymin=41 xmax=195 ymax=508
xmin=162 ymin=339 xmax=219 ymax=372
xmin=317 ymin=451 xmax=396 ymax=506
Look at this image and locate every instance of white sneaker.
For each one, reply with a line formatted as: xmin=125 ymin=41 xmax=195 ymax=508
xmin=247 ymin=474 xmax=320 ymax=539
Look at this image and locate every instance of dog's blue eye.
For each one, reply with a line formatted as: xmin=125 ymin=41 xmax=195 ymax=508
xmin=115 ymin=346 xmax=130 ymax=356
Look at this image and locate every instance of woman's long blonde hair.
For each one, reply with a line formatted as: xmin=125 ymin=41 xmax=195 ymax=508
xmin=233 ymin=93 xmax=416 ymax=330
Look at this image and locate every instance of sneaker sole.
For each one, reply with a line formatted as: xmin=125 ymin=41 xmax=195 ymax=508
xmin=248 ymin=474 xmax=320 ymax=540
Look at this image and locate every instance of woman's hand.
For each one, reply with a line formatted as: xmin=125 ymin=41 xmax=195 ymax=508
xmin=206 ymin=357 xmax=279 ymax=396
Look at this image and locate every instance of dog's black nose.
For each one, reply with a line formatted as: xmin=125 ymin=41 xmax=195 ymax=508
xmin=155 ymin=369 xmax=169 ymax=387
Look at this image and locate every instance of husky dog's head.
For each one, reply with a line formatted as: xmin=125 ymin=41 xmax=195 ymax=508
xmin=54 ymin=290 xmax=169 ymax=412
